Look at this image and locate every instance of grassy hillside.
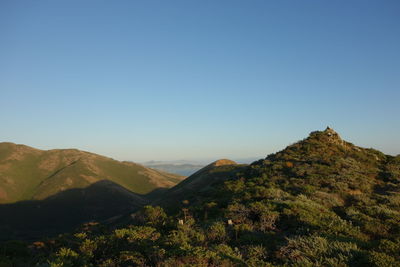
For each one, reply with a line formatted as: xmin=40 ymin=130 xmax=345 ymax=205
xmin=154 ymin=159 xmax=247 ymax=210
xmin=0 ymin=181 xmax=147 ymax=241
xmin=1 ymin=128 xmax=400 ymax=266
xmin=0 ymin=142 xmax=185 ymax=240
xmin=0 ymin=142 xmax=184 ymax=204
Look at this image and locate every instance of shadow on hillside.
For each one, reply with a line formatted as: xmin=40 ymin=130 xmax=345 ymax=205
xmin=0 ymin=180 xmax=167 ymax=241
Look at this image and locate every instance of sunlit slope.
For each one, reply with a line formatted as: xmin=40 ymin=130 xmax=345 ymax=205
xmin=0 ymin=142 xmax=184 ymax=203
xmin=153 ymin=159 xmax=247 ymax=208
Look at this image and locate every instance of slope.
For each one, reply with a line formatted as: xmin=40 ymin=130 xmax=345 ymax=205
xmin=2 ymin=128 xmax=400 ymax=266
xmin=0 ymin=142 xmax=184 ymax=204
xmin=0 ymin=142 xmax=185 ymax=240
xmin=154 ymin=159 xmax=246 ymax=208
xmin=0 ymin=180 xmax=147 ymax=241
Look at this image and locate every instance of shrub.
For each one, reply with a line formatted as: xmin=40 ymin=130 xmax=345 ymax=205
xmin=207 ymin=222 xmax=227 ymax=242
xmin=366 ymin=251 xmax=399 ymax=267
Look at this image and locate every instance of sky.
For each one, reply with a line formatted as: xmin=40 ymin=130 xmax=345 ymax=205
xmin=1 ymin=0 xmax=399 ymax=162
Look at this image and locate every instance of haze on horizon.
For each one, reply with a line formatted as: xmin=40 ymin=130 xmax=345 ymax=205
xmin=1 ymin=1 xmax=399 ymax=162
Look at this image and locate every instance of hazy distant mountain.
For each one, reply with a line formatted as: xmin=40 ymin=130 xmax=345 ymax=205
xmin=233 ymin=156 xmax=263 ymax=164
xmin=142 ymin=158 xmax=259 ymax=176
xmin=144 ymin=160 xmax=205 ymax=165
xmin=143 ymin=160 xmax=205 ymax=176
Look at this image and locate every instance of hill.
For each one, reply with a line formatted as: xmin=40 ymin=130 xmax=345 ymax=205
xmin=1 ymin=128 xmax=400 ymax=266
xmin=0 ymin=142 xmax=184 ymax=204
xmin=0 ymin=142 xmax=184 ymax=240
xmin=154 ymin=159 xmax=246 ymax=209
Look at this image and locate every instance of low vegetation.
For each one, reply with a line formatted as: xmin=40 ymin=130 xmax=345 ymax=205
xmin=1 ymin=128 xmax=399 ymax=266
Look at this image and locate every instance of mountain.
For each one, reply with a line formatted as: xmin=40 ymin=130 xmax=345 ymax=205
xmin=2 ymin=128 xmax=400 ymax=266
xmin=142 ymin=161 xmax=205 ymax=176
xmin=0 ymin=142 xmax=184 ymax=204
xmin=0 ymin=142 xmax=184 ymax=239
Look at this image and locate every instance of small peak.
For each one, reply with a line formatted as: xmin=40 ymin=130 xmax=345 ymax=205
xmin=323 ymin=126 xmax=340 ymax=138
xmin=324 ymin=126 xmax=335 ymax=133
xmin=211 ymin=159 xmax=237 ymax=167
xmin=186 ymin=159 xmax=238 ymax=178
xmin=308 ymin=127 xmax=347 ymax=148
xmin=307 ymin=127 xmax=345 ymax=146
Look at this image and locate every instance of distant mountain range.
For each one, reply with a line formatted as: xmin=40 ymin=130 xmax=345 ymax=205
xmin=142 ymin=158 xmax=260 ymax=176
xmin=142 ymin=161 xmax=205 ymax=176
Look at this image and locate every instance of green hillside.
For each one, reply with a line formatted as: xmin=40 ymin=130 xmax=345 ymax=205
xmin=0 ymin=142 xmax=184 ymax=204
xmin=154 ymin=159 xmax=246 ymax=210
xmin=1 ymin=128 xmax=400 ymax=266
xmin=0 ymin=142 xmax=185 ymax=240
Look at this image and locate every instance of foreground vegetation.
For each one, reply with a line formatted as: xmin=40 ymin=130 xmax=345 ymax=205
xmin=1 ymin=128 xmax=399 ymax=266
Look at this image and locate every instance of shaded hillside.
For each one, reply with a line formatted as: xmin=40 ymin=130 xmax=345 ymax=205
xmin=0 ymin=180 xmax=147 ymax=241
xmin=154 ymin=159 xmax=246 ymax=210
xmin=2 ymin=128 xmax=400 ymax=266
xmin=0 ymin=142 xmax=184 ymax=204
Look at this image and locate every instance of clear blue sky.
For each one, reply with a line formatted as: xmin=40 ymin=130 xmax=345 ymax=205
xmin=1 ymin=0 xmax=399 ymax=162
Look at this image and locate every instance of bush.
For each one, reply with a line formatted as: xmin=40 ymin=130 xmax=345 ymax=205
xmin=366 ymin=251 xmax=399 ymax=267
xmin=207 ymin=222 xmax=227 ymax=242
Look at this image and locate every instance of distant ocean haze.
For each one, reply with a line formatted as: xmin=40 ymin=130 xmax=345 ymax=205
xmin=143 ymin=161 xmax=205 ymax=176
xmin=142 ymin=157 xmax=260 ymax=176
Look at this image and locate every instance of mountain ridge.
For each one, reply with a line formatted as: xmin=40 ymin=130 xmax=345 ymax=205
xmin=0 ymin=142 xmax=186 ymax=239
xmin=0 ymin=142 xmax=184 ymax=204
